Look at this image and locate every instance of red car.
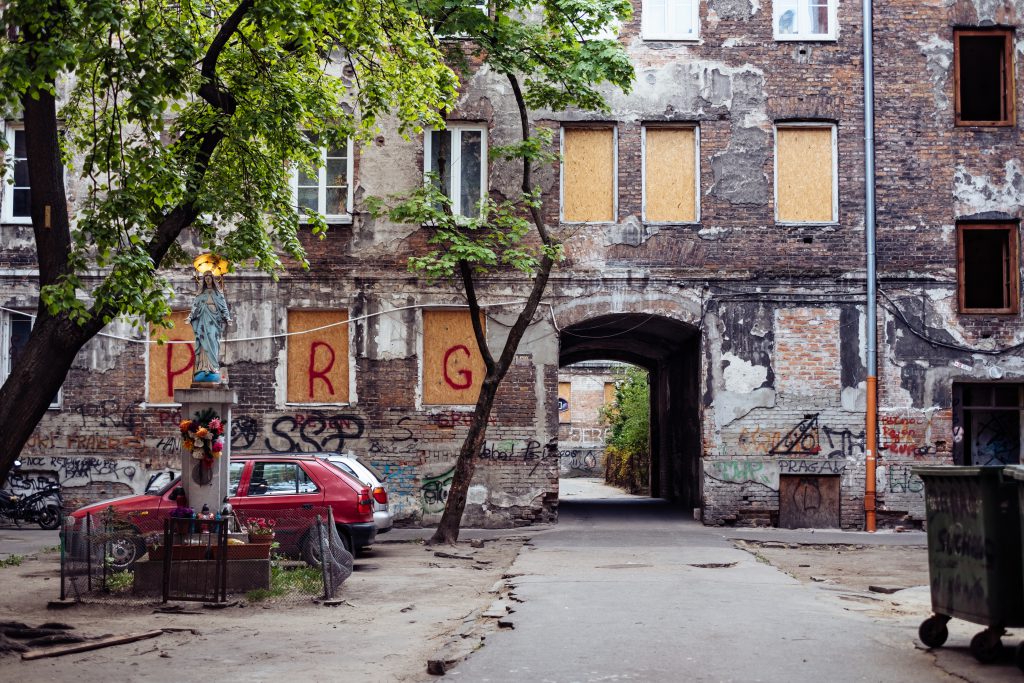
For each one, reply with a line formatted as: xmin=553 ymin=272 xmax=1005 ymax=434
xmin=71 ymin=454 xmax=376 ymax=569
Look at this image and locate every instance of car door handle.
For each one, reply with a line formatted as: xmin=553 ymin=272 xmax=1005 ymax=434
xmin=302 ymin=504 xmax=313 ymax=510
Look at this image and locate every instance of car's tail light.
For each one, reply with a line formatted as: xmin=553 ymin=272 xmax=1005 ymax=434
xmin=372 ymin=486 xmax=388 ymax=506
xmin=357 ymin=489 xmax=372 ymax=516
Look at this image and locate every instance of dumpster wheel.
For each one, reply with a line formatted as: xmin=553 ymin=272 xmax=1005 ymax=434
xmin=970 ymin=628 xmax=1004 ymax=664
xmin=918 ymin=615 xmax=950 ymax=649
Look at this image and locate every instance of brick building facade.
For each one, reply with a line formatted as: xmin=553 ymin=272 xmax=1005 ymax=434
xmin=3 ymin=0 xmax=1024 ymax=529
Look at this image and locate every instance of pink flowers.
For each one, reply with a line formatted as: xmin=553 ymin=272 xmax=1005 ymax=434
xmin=248 ymin=518 xmax=277 ymax=535
xmin=212 ymin=440 xmax=224 ymax=453
xmin=209 ymin=418 xmax=223 ymax=434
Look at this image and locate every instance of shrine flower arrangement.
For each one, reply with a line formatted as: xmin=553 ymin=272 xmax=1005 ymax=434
xmin=179 ymin=409 xmax=225 ymax=466
xmin=247 ymin=518 xmax=276 ymax=537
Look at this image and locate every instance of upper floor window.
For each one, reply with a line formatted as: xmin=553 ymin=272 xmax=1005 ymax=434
xmin=561 ymin=126 xmax=617 ymax=223
xmin=2 ymin=126 xmax=31 ymax=224
xmin=642 ymin=124 xmax=699 ymax=223
xmin=957 ymin=223 xmax=1020 ymax=314
xmin=955 ymin=28 xmax=1015 ymax=126
xmin=774 ymin=123 xmax=837 ymax=224
xmin=773 ymin=0 xmax=836 ymax=41
xmin=642 ymin=0 xmax=699 ymax=41
xmin=293 ymin=135 xmax=353 ymax=223
xmin=2 ymin=310 xmax=60 ymax=408
xmin=424 ymin=124 xmax=487 ymax=217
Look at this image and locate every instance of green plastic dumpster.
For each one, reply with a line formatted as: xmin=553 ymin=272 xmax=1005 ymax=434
xmin=1000 ymin=465 xmax=1024 ymax=669
xmin=912 ymin=466 xmax=1024 ymax=664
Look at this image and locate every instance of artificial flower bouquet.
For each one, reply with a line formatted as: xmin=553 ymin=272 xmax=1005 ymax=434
xmin=179 ymin=408 xmax=226 ymax=466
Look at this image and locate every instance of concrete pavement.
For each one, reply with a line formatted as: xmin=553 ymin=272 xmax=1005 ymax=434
xmin=440 ymin=492 xmax=1004 ymax=683
xmin=0 ymin=526 xmax=61 ymax=560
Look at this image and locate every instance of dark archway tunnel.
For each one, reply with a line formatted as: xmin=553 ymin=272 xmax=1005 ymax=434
xmin=559 ymin=313 xmax=702 ymax=509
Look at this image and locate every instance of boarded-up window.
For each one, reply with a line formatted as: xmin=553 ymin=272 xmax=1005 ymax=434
xmin=562 ymin=127 xmax=616 ymax=223
xmin=775 ymin=125 xmax=835 ymax=223
xmin=604 ymin=382 xmax=616 ymax=407
xmin=148 ymin=311 xmax=195 ymax=405
xmin=643 ymin=126 xmax=697 ymax=222
xmin=558 ymin=382 xmax=572 ymax=423
xmin=287 ymin=310 xmax=350 ymax=403
xmin=423 ymin=310 xmax=486 ymax=405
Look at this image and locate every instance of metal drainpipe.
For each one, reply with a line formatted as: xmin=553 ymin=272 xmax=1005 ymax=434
xmin=862 ymin=0 xmax=878 ymax=532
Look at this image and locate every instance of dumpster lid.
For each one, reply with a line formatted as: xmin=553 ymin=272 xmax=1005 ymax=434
xmin=911 ymin=465 xmax=1003 ymax=478
xmin=1004 ymin=465 xmax=1024 ymax=481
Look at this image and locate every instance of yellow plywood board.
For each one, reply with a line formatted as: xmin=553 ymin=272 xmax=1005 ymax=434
xmin=287 ymin=310 xmax=349 ymax=403
xmin=563 ymin=128 xmax=615 ymax=222
xmin=423 ymin=310 xmax=485 ymax=405
xmin=558 ymin=382 xmax=572 ymax=423
xmin=604 ymin=382 xmax=616 ymax=407
xmin=645 ymin=128 xmax=696 ymax=222
xmin=776 ymin=127 xmax=834 ymax=223
xmin=148 ymin=311 xmax=195 ymax=404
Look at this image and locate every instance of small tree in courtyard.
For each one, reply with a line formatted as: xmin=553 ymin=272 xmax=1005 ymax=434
xmin=600 ymin=366 xmax=650 ymax=494
xmin=0 ymin=0 xmax=458 ymax=485
xmin=370 ymin=0 xmax=634 ymax=544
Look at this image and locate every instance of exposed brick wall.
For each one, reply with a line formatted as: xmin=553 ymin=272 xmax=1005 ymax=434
xmin=6 ymin=0 xmax=1024 ymax=531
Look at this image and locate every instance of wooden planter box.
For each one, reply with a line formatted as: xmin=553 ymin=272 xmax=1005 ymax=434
xmin=216 ymin=543 xmax=272 ymax=560
xmin=149 ymin=543 xmax=272 ymax=561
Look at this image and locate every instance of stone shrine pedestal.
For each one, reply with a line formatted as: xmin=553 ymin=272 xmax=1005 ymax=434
xmin=174 ymin=386 xmax=237 ymax=514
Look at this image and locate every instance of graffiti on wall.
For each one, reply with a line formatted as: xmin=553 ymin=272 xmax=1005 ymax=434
xmin=559 ymin=448 xmax=599 ymax=474
xmin=8 ymin=455 xmax=142 ymax=493
xmin=421 ymin=468 xmax=455 ymax=515
xmin=262 ymin=412 xmax=365 ymax=453
xmin=769 ymin=414 xmax=821 ymax=456
xmin=706 ymin=459 xmax=776 ymax=488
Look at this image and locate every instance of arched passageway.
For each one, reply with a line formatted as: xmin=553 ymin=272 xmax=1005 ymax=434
xmin=559 ymin=314 xmax=702 ymax=509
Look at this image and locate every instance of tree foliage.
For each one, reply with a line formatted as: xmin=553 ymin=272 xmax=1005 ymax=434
xmin=1 ymin=0 xmax=457 ymax=326
xmin=0 ymin=0 xmax=458 ymax=485
xmin=600 ymin=365 xmax=650 ymax=493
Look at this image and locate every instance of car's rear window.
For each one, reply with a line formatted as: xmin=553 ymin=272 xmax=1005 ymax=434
xmin=354 ymin=456 xmax=386 ymax=482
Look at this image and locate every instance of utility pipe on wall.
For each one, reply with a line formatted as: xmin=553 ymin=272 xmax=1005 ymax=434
xmin=862 ymin=0 xmax=878 ymax=532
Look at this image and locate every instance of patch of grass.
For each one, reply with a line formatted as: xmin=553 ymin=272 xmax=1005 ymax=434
xmin=0 ymin=554 xmax=24 ymax=567
xmin=106 ymin=570 xmax=134 ymax=593
xmin=39 ymin=545 xmax=61 ymax=554
xmin=246 ymin=565 xmax=323 ymax=602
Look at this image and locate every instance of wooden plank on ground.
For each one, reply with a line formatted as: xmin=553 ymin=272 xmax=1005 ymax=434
xmin=21 ymin=629 xmax=163 ymax=660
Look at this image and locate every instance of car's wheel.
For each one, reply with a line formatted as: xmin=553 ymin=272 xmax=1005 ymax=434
xmin=36 ymin=505 xmax=62 ymax=530
xmin=301 ymin=526 xmax=352 ymax=567
xmin=106 ymin=534 xmax=145 ymax=571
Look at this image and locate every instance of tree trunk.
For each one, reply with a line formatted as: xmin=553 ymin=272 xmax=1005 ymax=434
xmin=429 ymin=378 xmax=500 ymax=544
xmin=0 ymin=314 xmax=100 ymax=484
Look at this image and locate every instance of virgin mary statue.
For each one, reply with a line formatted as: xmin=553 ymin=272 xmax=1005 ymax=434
xmin=188 ymin=272 xmax=231 ymax=383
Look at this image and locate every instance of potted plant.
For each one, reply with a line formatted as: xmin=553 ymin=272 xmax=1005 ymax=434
xmin=247 ymin=518 xmax=276 ymax=544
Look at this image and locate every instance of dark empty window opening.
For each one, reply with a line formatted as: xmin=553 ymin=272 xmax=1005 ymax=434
xmin=955 ymin=29 xmax=1014 ymax=126
xmin=954 ymin=383 xmax=1023 ymax=466
xmin=958 ymin=223 xmax=1019 ymax=313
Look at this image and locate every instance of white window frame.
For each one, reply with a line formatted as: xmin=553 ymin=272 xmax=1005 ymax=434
xmin=1 ymin=309 xmax=61 ymax=409
xmin=642 ymin=0 xmax=700 ymax=41
xmin=292 ymin=137 xmax=354 ymax=225
xmin=772 ymin=0 xmax=837 ymax=41
xmin=423 ymin=124 xmax=489 ymax=218
xmin=2 ymin=124 xmax=32 ymax=225
xmin=641 ymin=124 xmax=701 ymax=224
xmin=559 ymin=125 xmax=619 ymax=225
xmin=773 ymin=122 xmax=839 ymax=225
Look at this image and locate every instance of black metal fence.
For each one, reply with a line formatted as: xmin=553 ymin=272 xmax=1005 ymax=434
xmin=60 ymin=506 xmax=353 ymax=604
